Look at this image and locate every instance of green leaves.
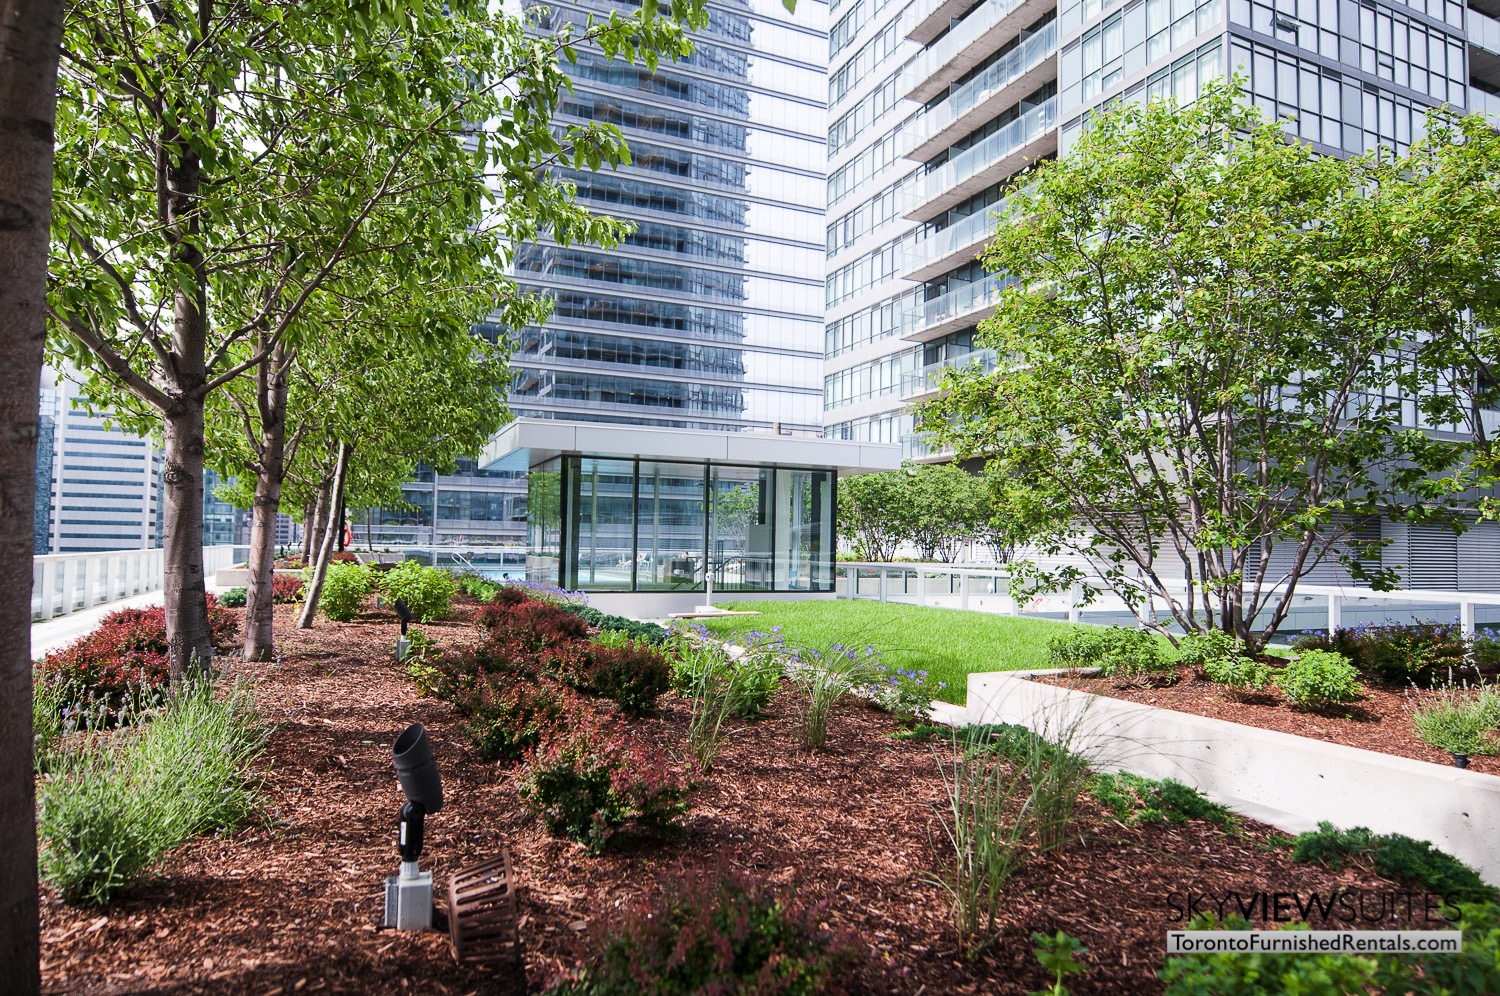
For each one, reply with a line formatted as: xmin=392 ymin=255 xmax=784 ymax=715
xmin=920 ymin=81 xmax=1500 ymax=647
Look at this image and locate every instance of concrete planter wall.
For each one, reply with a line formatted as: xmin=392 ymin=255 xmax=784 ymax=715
xmin=968 ymin=668 xmax=1500 ymax=884
xmin=213 ymin=567 xmax=305 ymax=588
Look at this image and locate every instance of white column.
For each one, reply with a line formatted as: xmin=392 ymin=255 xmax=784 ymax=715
xmin=1327 ymin=593 xmax=1343 ymax=634
xmin=1462 ymin=600 xmax=1476 ymax=639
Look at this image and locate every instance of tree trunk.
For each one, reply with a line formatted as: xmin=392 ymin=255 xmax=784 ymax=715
xmin=0 ymin=2 xmax=66 ymax=991
xmin=301 ymin=497 xmax=316 ymax=563
xmin=307 ymin=475 xmax=330 ymax=565
xmin=243 ymin=340 xmax=289 ymax=661
xmin=162 ymin=400 xmax=213 ymax=681
xmin=298 ymin=441 xmax=353 ymax=628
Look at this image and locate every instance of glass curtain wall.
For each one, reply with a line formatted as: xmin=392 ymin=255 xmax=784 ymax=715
xmin=542 ymin=456 xmax=833 ymax=591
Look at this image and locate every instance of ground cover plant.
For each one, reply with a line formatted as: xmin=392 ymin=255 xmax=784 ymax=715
xmin=698 ymin=599 xmax=1084 ymax=704
xmin=1047 ymin=625 xmax=1176 ymax=686
xmin=1295 ymin=620 xmax=1471 ymax=683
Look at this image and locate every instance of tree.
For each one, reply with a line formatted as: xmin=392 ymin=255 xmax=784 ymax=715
xmin=837 ymin=470 xmax=909 ymax=562
xmin=920 ymin=82 xmax=1492 ymax=649
xmin=46 ymin=0 xmax=708 ymax=681
xmin=905 ymin=462 xmax=983 ymax=562
xmin=0 ymin=2 xmax=65 ymax=991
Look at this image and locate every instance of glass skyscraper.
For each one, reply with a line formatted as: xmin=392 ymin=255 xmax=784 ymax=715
xmin=509 ymin=0 xmax=829 ymax=434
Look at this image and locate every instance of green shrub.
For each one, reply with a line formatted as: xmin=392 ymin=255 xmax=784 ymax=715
xmin=1273 ymin=650 xmax=1362 ymax=710
xmin=550 ymin=870 xmax=856 ymax=995
xmin=563 ymin=603 xmax=669 ymax=646
xmin=218 ymin=587 xmax=247 ymax=607
xmin=1289 ymin=822 xmax=1497 ymax=905
xmin=1396 ymin=900 xmax=1500 ymax=994
xmin=1294 ymin=622 xmax=1467 ymax=683
xmin=469 ymin=679 xmax=575 ymax=762
xmin=1091 ymin=772 xmax=1236 ymax=828
xmin=378 ymin=560 xmax=457 ymax=622
xmin=317 ymin=561 xmax=374 ymax=622
xmin=1160 ymin=914 xmax=1382 ymax=995
xmin=1177 ymin=631 xmax=1270 ymax=692
xmin=456 ymin=573 xmax=502 ymax=601
xmin=517 ymin=700 xmax=692 ymax=853
xmin=1411 ymin=684 xmax=1498 ymax=756
xmin=1031 ymin=931 xmax=1088 ymax=996
xmin=36 ymin=680 xmax=267 ymax=905
xmin=1047 ymin=626 xmax=1174 ymax=685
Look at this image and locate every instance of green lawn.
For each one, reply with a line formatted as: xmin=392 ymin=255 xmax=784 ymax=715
xmin=697 ymin=600 xmax=1086 ymax=705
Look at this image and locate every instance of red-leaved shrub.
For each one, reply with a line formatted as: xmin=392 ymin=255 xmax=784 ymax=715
xmin=558 ymin=642 xmax=672 ymax=717
xmin=477 ymin=598 xmax=591 ymax=651
xmin=270 ymin=573 xmax=305 ymax=604
xmin=39 ymin=595 xmax=239 ymax=710
xmin=330 ymin=551 xmax=358 ymax=563
xmin=467 ymin=678 xmax=578 ymax=762
xmin=516 ymin=697 xmax=692 ymax=853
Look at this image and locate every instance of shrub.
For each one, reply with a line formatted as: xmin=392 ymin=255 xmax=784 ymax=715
xmin=37 ymin=679 xmax=267 ymax=905
xmin=218 ymin=586 xmax=247 ymax=608
xmin=456 ymin=573 xmax=501 ymax=601
xmin=1176 ymin=631 xmax=1271 ymax=692
xmin=469 ymin=679 xmax=576 ymax=762
xmin=270 ymin=572 xmax=306 ymax=604
xmin=562 ymin=603 xmax=669 ymax=646
xmin=1294 ymin=621 xmax=1467 ymax=683
xmin=1031 ymin=931 xmax=1088 ymax=996
xmin=1411 ymin=684 xmax=1498 ymax=756
xmin=552 ymin=870 xmax=856 ymax=995
xmin=1091 ymin=772 xmax=1237 ymax=828
xmin=1273 ymin=650 xmax=1363 ymax=710
xmin=478 ymin=598 xmax=592 ymax=652
xmin=865 ymin=657 xmax=946 ymax=723
xmin=517 ymin=700 xmax=692 ymax=854
xmin=317 ymin=561 xmax=373 ymax=621
xmin=1047 ymin=626 xmax=1174 ymax=685
xmin=330 ymin=550 xmax=358 ymax=563
xmin=1160 ymin=914 xmax=1382 ymax=995
xmin=37 ymin=596 xmax=238 ymax=714
xmin=1398 ymin=900 xmax=1500 ymax=994
xmin=1288 ymin=822 xmax=1496 ymax=905
xmin=564 ymin=640 xmax=673 ymax=717
xmin=379 ymin=560 xmax=458 ymax=622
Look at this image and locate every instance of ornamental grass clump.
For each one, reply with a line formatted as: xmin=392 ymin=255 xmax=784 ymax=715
xmin=788 ymin=643 xmax=876 ymax=751
xmin=37 ymin=679 xmax=268 ymax=905
xmin=1409 ymin=680 xmax=1499 ymax=758
xmin=1273 ymin=649 xmax=1363 ymax=710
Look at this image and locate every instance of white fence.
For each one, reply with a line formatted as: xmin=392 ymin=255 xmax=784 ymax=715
xmin=836 ymin=561 xmax=1500 ymax=636
xmin=32 ymin=545 xmax=241 ymax=622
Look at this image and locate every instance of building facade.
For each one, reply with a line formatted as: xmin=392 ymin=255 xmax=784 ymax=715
xmin=507 ymin=0 xmax=830 ymax=434
xmin=821 ymin=0 xmax=1500 ymax=462
xmin=41 ymin=367 xmax=163 ymax=554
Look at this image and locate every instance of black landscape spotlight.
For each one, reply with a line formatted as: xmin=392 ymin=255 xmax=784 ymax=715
xmin=393 ymin=597 xmax=414 ymax=661
xmin=384 ymin=722 xmax=444 ymax=930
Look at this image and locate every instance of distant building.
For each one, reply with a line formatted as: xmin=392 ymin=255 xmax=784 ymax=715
xmin=43 ymin=366 xmax=161 ymax=553
xmin=34 ymin=386 xmax=55 ymax=555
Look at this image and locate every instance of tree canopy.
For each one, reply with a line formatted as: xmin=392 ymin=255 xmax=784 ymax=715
xmin=918 ymin=81 xmax=1500 ymax=648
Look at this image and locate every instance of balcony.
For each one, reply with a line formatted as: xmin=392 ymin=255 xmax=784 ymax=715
xmin=899 ymin=432 xmax=954 ymax=461
xmin=905 ymin=97 xmax=1057 ymax=223
xmin=903 ymin=272 xmax=1014 ymax=344
xmin=1475 ymin=87 xmax=1500 ymax=124
xmin=901 ymin=201 xmax=1008 ymax=282
xmin=899 ymin=0 xmax=1058 ymax=104
xmin=899 ymin=348 xmax=999 ymax=400
xmin=1473 ymin=9 xmax=1500 ymax=58
xmin=905 ymin=23 xmax=1058 ymax=163
xmin=905 ymin=0 xmax=988 ymax=46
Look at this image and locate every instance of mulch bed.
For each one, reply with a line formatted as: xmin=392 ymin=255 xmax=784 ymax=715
xmin=1035 ymin=668 xmax=1500 ymax=776
xmin=40 ymin=606 xmax=1444 ymax=995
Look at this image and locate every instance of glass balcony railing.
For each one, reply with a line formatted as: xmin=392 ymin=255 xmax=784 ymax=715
xmin=1474 ymin=88 xmax=1500 ymax=124
xmin=899 ymin=0 xmax=1033 ymax=98
xmin=905 ymin=272 xmax=1015 ymax=339
xmin=899 ymin=348 xmax=999 ymax=399
xmin=916 ymin=97 xmax=1057 ymax=211
xmin=906 ymin=24 xmax=1058 ymax=154
xmin=1472 ymin=9 xmax=1500 ymax=58
xmin=902 ymin=199 xmax=1010 ymax=275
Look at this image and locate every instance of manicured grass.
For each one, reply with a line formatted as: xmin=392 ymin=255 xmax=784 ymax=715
xmin=698 ymin=600 xmax=1086 ymax=705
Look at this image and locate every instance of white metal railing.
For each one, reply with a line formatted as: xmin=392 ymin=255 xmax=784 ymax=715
xmin=907 ymin=24 xmax=1058 ymax=154
xmin=1474 ymin=88 xmax=1500 ymax=125
xmin=32 ymin=545 xmax=240 ymax=622
xmin=835 ymin=561 xmax=1500 ymax=637
xmin=903 ymin=202 xmax=1007 ymax=276
xmin=900 ymin=0 xmax=1033 ymax=98
xmin=916 ymin=98 xmax=1057 ymax=210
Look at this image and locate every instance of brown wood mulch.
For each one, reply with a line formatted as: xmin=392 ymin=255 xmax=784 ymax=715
xmin=39 ymin=606 xmax=1443 ymax=995
xmin=1037 ymin=668 xmax=1500 ymax=776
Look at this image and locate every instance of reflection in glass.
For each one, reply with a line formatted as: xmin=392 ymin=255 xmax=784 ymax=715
xmin=712 ymin=466 xmax=774 ymax=591
xmin=775 ymin=469 xmax=835 ymax=592
xmin=566 ymin=457 xmax=636 ymax=590
xmin=636 ymin=462 xmax=708 ymax=590
xmin=527 ymin=458 xmax=562 ymax=587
